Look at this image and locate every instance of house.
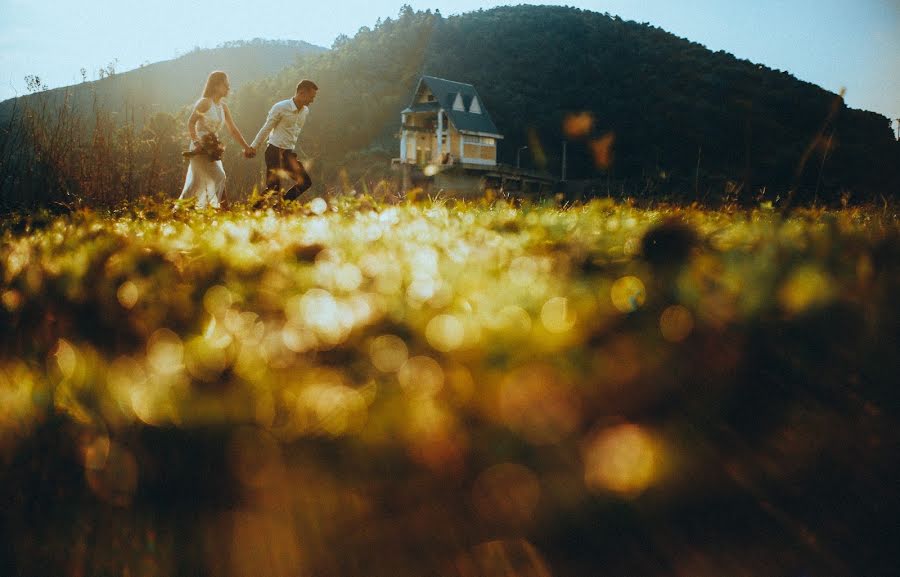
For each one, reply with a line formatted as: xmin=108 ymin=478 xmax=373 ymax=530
xmin=398 ymin=76 xmax=503 ymax=168
xmin=395 ymin=76 xmax=557 ymax=196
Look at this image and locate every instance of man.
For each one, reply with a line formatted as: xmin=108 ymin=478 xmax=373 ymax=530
xmin=248 ymin=79 xmax=318 ymax=200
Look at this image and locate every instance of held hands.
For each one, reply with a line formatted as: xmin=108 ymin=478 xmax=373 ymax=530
xmin=243 ymin=146 xmax=257 ymax=159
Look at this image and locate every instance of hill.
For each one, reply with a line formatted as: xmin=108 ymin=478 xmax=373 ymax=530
xmin=229 ymin=5 xmax=898 ymax=201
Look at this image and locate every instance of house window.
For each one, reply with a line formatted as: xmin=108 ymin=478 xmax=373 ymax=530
xmin=462 ymin=136 xmax=494 ymax=146
xmin=469 ymin=97 xmax=482 ymax=114
xmin=452 ymin=93 xmax=465 ymax=111
xmin=461 ymin=134 xmax=496 ymax=164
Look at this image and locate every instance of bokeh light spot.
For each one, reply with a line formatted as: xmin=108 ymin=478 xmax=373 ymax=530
xmin=659 ymin=305 xmax=694 ymax=342
xmin=563 ymin=112 xmax=594 ymax=138
xmin=81 ymin=432 xmax=111 ymax=471
xmin=184 ymin=336 xmax=228 ymax=382
xmin=54 ymin=339 xmax=78 ymax=380
xmin=85 ymin=441 xmax=138 ymax=507
xmin=499 ymin=364 xmax=580 ymax=445
xmin=583 ymin=424 xmax=659 ymax=496
xmin=778 ymin=266 xmax=833 ymax=315
xmin=591 ymin=132 xmax=615 ymax=169
xmin=2 ymin=289 xmax=23 ymax=312
xmin=116 ymin=280 xmax=139 ymax=309
xmin=203 ymin=285 xmax=233 ymax=317
xmin=473 ymin=463 xmax=541 ymax=526
xmin=146 ymin=329 xmax=184 ymax=374
xmin=398 ymin=356 xmax=444 ymax=397
xmin=610 ymin=276 xmax=646 ymax=313
xmin=541 ymin=297 xmax=576 ymax=333
xmin=309 ymin=197 xmax=328 ymax=215
xmin=370 ymin=334 xmax=408 ymax=372
xmin=494 ymin=305 xmax=533 ymax=336
xmin=426 ymin=314 xmax=465 ymax=352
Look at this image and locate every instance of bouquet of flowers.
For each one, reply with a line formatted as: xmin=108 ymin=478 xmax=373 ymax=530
xmin=183 ymin=133 xmax=225 ymax=161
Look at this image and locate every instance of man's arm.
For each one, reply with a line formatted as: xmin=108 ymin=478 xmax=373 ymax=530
xmin=250 ymin=103 xmax=281 ymax=150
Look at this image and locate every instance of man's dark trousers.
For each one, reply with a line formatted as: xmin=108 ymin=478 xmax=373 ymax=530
xmin=264 ymin=144 xmax=312 ymax=200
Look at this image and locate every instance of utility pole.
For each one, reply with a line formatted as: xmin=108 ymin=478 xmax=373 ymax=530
xmin=694 ymin=146 xmax=702 ymax=197
xmin=517 ymin=146 xmax=528 ymax=169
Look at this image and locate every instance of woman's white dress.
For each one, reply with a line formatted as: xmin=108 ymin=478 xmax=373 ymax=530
xmin=179 ymin=101 xmax=226 ymax=208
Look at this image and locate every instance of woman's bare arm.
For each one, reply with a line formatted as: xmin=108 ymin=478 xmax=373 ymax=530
xmin=187 ymin=97 xmax=212 ymax=146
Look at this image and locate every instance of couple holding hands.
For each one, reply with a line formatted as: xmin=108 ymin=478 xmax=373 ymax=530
xmin=179 ymin=71 xmax=318 ymax=208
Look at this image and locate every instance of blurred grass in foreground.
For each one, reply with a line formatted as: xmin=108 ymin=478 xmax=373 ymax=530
xmin=1 ymin=197 xmax=898 ymax=576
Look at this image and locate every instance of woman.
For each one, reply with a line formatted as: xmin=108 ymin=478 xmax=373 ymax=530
xmin=178 ymin=71 xmax=253 ymax=209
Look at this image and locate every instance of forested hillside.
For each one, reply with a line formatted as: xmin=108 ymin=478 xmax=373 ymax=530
xmin=231 ymin=5 xmax=896 ymax=200
xmin=421 ymin=6 xmax=899 ymax=197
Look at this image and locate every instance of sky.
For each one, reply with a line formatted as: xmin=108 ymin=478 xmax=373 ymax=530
xmin=1 ymin=0 xmax=897 ymax=126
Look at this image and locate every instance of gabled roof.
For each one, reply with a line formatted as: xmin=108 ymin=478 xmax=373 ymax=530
xmin=409 ymin=76 xmax=503 ymax=138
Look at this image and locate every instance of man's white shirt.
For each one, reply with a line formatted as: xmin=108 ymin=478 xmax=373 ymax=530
xmin=250 ymin=98 xmax=309 ymax=151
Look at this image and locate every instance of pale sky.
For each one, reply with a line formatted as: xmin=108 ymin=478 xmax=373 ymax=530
xmin=1 ymin=0 xmax=898 ymax=125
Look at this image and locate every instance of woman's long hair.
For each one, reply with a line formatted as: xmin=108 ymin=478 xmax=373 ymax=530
xmin=202 ymin=71 xmax=228 ymax=99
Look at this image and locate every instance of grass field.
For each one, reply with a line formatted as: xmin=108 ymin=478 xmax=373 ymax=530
xmin=1 ymin=197 xmax=898 ymax=576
